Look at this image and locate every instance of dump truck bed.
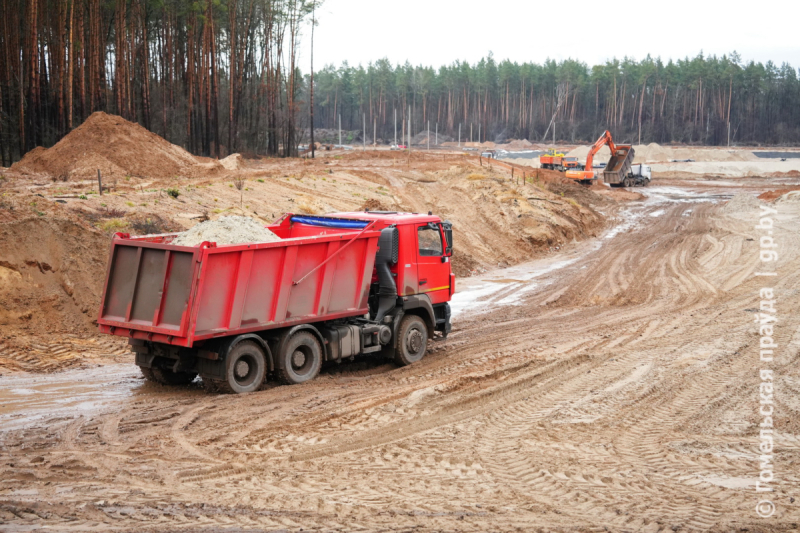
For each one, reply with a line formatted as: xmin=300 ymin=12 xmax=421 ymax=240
xmin=97 ymin=216 xmax=381 ymax=347
xmin=603 ymin=146 xmax=635 ymax=185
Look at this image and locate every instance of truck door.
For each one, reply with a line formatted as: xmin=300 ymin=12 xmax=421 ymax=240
xmin=416 ymin=223 xmax=451 ymax=304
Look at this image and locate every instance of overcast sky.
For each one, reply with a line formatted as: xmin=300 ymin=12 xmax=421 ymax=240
xmin=301 ymin=0 xmax=800 ymax=71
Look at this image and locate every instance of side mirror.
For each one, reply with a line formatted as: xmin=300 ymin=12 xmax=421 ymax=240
xmin=441 ymin=221 xmax=453 ymax=256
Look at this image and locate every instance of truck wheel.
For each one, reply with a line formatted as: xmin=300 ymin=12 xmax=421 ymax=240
xmin=150 ymin=367 xmax=197 ymax=385
xmin=140 ymin=366 xmax=156 ymax=381
xmin=394 ymin=315 xmax=428 ymax=366
xmin=218 ymin=340 xmax=267 ymax=394
xmin=277 ymin=331 xmax=322 ymax=385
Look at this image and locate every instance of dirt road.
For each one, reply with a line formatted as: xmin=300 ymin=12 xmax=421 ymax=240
xmin=1 ymin=184 xmax=799 ymax=531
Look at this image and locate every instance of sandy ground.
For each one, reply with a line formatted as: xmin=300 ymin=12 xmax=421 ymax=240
xmin=1 ymin=173 xmax=800 ymax=531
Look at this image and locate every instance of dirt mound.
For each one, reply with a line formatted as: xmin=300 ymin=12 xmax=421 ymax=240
xmin=501 ymin=139 xmax=536 ymax=151
xmin=721 ymin=192 xmax=763 ymax=215
xmin=0 ymin=216 xmax=109 ymax=341
xmin=758 ymin=186 xmax=800 ymax=201
xmin=769 ymin=170 xmax=800 ymax=178
xmin=11 ymin=112 xmax=212 ymax=181
xmin=172 ymin=216 xmax=280 ymax=246
xmin=634 ymin=142 xmax=671 ymax=162
xmin=220 ymin=153 xmax=245 ymax=170
xmin=566 ymin=143 xmax=760 ymax=165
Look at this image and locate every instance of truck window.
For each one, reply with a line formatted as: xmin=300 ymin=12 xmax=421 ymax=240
xmin=418 ymin=226 xmax=443 ymax=256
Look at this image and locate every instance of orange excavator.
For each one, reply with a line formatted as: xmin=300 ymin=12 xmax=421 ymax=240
xmin=565 ymin=130 xmax=649 ymax=187
xmin=565 ymin=130 xmax=619 ymax=182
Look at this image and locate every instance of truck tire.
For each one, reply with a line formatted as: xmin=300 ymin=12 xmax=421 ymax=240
xmin=217 ymin=340 xmax=267 ymax=394
xmin=394 ymin=315 xmax=428 ymax=366
xmin=277 ymin=331 xmax=322 ymax=385
xmin=140 ymin=366 xmax=156 ymax=381
xmin=150 ymin=367 xmax=197 ymax=386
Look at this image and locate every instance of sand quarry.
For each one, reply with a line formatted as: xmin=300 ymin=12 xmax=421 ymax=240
xmin=1 ymin=113 xmax=800 ymax=531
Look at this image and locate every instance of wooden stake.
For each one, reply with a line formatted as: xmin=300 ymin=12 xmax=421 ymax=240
xmin=97 ymin=169 xmax=103 ymax=195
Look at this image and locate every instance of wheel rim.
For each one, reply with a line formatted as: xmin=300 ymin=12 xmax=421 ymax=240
xmin=232 ymin=354 xmax=257 ymax=387
xmin=405 ymin=327 xmax=424 ymax=354
xmin=290 ymin=345 xmax=315 ymax=376
xmin=292 ymin=350 xmax=307 ymax=369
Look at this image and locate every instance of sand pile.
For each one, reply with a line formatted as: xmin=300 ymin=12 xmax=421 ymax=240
xmin=567 ymin=145 xmax=610 ymax=163
xmin=11 ymin=112 xmax=218 ymax=180
xmin=220 ymin=153 xmax=245 ymax=170
xmin=721 ymin=192 xmax=763 ymax=215
xmin=172 ymin=216 xmax=280 ymax=247
xmin=566 ymin=142 xmax=759 ymax=165
xmin=498 ymin=139 xmax=544 ymax=151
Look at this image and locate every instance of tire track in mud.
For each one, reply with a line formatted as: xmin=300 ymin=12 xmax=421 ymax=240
xmin=0 ymin=336 xmax=129 ymax=372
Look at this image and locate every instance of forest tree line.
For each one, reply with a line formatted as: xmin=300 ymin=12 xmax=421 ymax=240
xmin=0 ymin=0 xmax=315 ymax=166
xmin=1 ymin=0 xmax=799 ymax=168
xmin=315 ymin=53 xmax=800 ymax=148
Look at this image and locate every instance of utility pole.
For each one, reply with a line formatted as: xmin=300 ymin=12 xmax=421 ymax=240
xmin=338 ymin=114 xmax=341 ymax=146
xmin=470 ymin=123 xmax=473 ymax=143
xmin=408 ymin=105 xmax=411 ymax=149
xmin=309 ymin=2 xmax=316 ymax=158
xmin=373 ymin=117 xmax=376 ymax=146
xmin=363 ymin=113 xmax=366 ymax=151
xmin=427 ymin=121 xmax=430 ymax=150
xmin=478 ymin=123 xmax=481 ymax=144
xmin=458 ymin=124 xmax=461 ymax=148
xmin=394 ymin=108 xmax=397 ymax=145
xmin=435 ymin=122 xmax=438 ymax=146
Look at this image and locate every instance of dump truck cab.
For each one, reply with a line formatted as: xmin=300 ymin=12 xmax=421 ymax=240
xmin=97 ymin=211 xmax=454 ymax=393
xmin=336 ymin=210 xmax=454 ymax=300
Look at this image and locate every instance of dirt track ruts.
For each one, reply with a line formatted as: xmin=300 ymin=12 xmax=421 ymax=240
xmin=1 ymin=189 xmax=799 ymax=532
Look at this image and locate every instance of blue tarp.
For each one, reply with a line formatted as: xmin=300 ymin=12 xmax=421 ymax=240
xmin=291 ymin=215 xmax=369 ymax=229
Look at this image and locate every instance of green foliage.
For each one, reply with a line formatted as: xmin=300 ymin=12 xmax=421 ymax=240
xmin=166 ymin=188 xmax=180 ymax=199
xmin=101 ymin=219 xmax=127 ymax=232
xmin=312 ymin=52 xmax=800 ymax=145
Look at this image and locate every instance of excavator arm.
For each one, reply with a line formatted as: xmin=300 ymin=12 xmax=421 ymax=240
xmin=584 ymin=130 xmax=617 ymax=171
xmin=565 ymin=130 xmax=617 ymax=182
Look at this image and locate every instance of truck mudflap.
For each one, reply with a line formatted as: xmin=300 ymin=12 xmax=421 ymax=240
xmin=435 ymin=303 xmax=452 ymax=337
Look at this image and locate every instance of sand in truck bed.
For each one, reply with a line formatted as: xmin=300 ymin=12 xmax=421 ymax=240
xmin=172 ymin=216 xmax=281 ymax=247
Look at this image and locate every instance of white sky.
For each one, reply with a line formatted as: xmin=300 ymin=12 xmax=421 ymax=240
xmin=301 ymin=0 xmax=800 ymax=71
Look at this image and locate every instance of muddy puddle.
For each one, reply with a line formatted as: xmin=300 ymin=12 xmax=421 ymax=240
xmin=0 ymin=365 xmax=143 ymax=432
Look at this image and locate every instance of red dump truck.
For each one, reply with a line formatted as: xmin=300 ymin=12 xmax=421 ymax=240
xmin=98 ymin=212 xmax=454 ymax=393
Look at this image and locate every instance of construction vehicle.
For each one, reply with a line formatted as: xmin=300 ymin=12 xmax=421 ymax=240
xmin=565 ymin=131 xmax=649 ymax=187
xmin=625 ymin=164 xmax=652 ymax=186
xmin=97 ymin=212 xmax=454 ymax=393
xmin=539 ymin=149 xmax=580 ymax=171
